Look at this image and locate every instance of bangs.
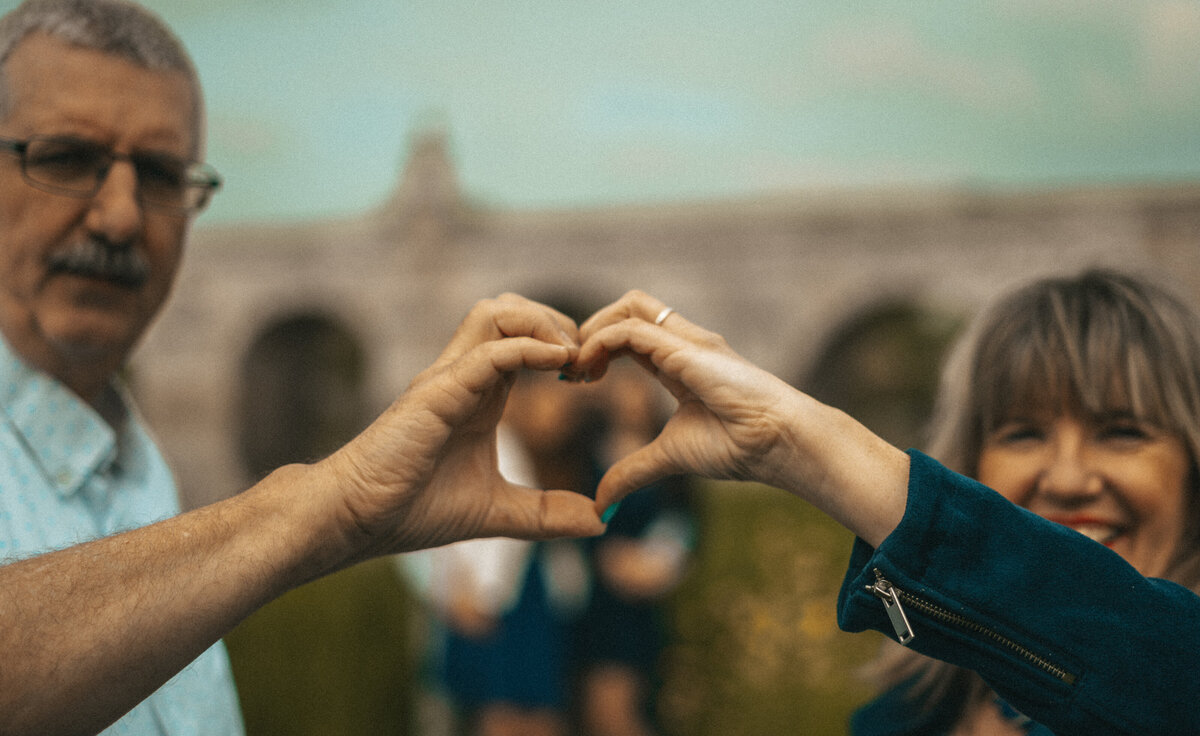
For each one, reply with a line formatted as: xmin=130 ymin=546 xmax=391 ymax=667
xmin=973 ymin=279 xmax=1175 ymax=435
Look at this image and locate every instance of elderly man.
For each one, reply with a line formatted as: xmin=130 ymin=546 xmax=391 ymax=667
xmin=0 ymin=2 xmax=603 ymax=734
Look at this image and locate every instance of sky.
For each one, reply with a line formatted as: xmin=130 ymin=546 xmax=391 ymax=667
xmin=5 ymin=0 xmax=1200 ymax=225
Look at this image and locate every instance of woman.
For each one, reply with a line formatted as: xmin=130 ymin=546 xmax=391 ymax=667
xmin=573 ymin=270 xmax=1200 ymax=735
xmin=854 ymin=269 xmax=1200 ymax=734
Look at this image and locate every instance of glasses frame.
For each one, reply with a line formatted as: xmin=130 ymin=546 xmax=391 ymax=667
xmin=0 ymin=135 xmax=222 ymax=213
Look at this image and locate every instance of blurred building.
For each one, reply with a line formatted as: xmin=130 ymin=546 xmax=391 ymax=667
xmin=133 ymin=130 xmax=1200 ymax=510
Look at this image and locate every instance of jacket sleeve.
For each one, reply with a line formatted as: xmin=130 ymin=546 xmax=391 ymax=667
xmin=837 ymin=450 xmax=1200 ymax=736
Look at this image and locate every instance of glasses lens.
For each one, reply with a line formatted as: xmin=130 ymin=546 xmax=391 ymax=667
xmin=21 ymin=136 xmax=220 ymax=212
xmin=136 ymin=157 xmax=220 ymax=212
xmin=23 ymin=137 xmax=107 ymax=194
xmin=184 ymin=164 xmax=221 ymax=212
xmin=133 ymin=152 xmax=191 ymax=209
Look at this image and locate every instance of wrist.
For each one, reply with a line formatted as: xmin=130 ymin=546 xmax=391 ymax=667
xmin=239 ymin=461 xmax=361 ymax=591
xmin=764 ymin=390 xmax=909 ymax=547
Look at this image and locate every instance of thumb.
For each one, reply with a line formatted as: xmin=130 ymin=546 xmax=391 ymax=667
xmin=485 ymin=484 xmax=606 ymax=540
xmin=594 ymin=438 xmax=678 ymax=515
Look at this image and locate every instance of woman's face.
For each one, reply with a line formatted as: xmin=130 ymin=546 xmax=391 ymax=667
xmin=977 ymin=410 xmax=1191 ymax=578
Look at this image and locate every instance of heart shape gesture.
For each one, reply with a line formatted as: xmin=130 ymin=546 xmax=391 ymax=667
xmin=314 ymin=289 xmax=908 ymax=574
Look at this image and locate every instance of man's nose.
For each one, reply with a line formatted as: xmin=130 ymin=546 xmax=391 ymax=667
xmin=84 ymin=160 xmax=143 ymax=245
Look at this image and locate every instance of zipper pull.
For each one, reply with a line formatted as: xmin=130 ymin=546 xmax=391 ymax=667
xmin=866 ymin=569 xmax=915 ymax=645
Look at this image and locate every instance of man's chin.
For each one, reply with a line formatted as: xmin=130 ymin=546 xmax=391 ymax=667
xmin=42 ymin=310 xmax=143 ymax=364
xmin=41 ymin=276 xmax=153 ymax=344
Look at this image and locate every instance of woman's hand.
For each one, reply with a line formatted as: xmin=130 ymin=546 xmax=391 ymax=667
xmin=576 ymin=290 xmax=909 ymax=547
xmin=317 ymin=294 xmax=606 ymax=563
xmin=576 ymin=291 xmax=803 ymax=497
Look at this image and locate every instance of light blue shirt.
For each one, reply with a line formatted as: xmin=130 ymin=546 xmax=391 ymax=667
xmin=0 ymin=337 xmax=244 ymax=736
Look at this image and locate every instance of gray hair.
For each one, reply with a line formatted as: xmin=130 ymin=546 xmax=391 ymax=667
xmin=0 ymin=0 xmax=203 ymax=153
xmin=869 ymin=268 xmax=1200 ymax=707
xmin=927 ymin=268 xmax=1200 ymax=582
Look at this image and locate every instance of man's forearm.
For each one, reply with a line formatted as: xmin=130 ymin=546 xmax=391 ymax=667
xmin=0 ymin=293 xmax=606 ymax=735
xmin=0 ymin=463 xmax=338 ymax=736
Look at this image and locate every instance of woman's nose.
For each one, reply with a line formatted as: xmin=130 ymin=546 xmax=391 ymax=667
xmin=1036 ymin=440 xmax=1103 ymax=504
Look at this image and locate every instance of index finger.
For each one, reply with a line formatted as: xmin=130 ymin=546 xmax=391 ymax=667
xmin=578 ymin=289 xmax=671 ymax=341
xmin=576 ymin=290 xmax=700 ymax=381
xmin=437 ymin=293 xmax=580 ymax=368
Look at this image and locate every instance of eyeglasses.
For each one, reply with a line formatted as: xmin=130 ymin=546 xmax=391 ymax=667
xmin=0 ymin=135 xmax=222 ymax=213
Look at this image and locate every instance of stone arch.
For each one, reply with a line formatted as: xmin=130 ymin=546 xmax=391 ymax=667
xmin=798 ymin=299 xmax=962 ymax=450
xmin=236 ymin=311 xmax=368 ymax=481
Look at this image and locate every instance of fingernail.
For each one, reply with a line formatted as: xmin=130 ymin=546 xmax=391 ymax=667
xmin=559 ymin=364 xmax=588 ymax=383
xmin=601 ymin=501 xmax=622 ymax=524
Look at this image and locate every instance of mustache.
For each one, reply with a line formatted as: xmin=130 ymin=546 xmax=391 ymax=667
xmin=46 ymin=239 xmax=149 ymax=289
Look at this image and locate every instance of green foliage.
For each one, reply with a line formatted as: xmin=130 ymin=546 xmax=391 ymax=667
xmin=657 ymin=481 xmax=882 ymax=735
xmin=223 ymin=488 xmax=882 ymax=735
xmin=225 ymin=557 xmax=420 ymax=736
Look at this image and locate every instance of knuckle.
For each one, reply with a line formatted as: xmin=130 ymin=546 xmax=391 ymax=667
xmin=696 ymin=331 xmax=722 ymax=348
xmin=468 ymin=297 xmax=499 ymax=316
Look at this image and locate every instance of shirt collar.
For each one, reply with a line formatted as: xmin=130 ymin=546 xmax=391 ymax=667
xmin=0 ymin=336 xmax=121 ymax=497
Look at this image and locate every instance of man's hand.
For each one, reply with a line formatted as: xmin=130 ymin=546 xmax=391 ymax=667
xmin=316 ymin=293 xmax=606 ymax=563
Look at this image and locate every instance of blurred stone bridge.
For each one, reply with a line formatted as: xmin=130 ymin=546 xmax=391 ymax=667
xmin=132 ymin=131 xmax=1200 ymax=509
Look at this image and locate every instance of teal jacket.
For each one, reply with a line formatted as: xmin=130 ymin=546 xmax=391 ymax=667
xmin=838 ymin=451 xmax=1200 ymax=735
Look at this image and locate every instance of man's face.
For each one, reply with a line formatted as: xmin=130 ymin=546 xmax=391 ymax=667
xmin=0 ymin=33 xmax=197 ymax=394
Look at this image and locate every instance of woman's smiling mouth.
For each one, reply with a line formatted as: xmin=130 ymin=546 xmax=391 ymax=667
xmin=1049 ymin=517 xmax=1127 ymax=547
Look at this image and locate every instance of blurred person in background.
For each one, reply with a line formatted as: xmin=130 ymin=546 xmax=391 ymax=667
xmin=573 ymin=360 xmax=698 ymax=736
xmin=403 ymin=299 xmax=601 ymax=736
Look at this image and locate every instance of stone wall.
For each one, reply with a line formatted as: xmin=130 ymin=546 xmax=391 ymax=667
xmin=132 ymin=132 xmax=1200 ymax=509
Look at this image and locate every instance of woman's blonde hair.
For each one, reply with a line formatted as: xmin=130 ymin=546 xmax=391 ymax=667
xmin=868 ymin=267 xmax=1200 ymax=706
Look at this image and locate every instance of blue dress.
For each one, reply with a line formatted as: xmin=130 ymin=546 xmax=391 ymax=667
xmin=574 ymin=473 xmax=696 ymax=677
xmin=441 ymin=544 xmax=571 ymax=710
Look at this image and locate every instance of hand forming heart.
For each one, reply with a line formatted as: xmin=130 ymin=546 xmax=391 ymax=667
xmin=316 ymin=288 xmax=906 ymax=568
xmin=569 ymin=289 xmax=907 ymax=548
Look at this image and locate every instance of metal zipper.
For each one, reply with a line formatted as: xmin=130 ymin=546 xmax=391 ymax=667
xmin=866 ymin=569 xmax=1078 ymax=686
